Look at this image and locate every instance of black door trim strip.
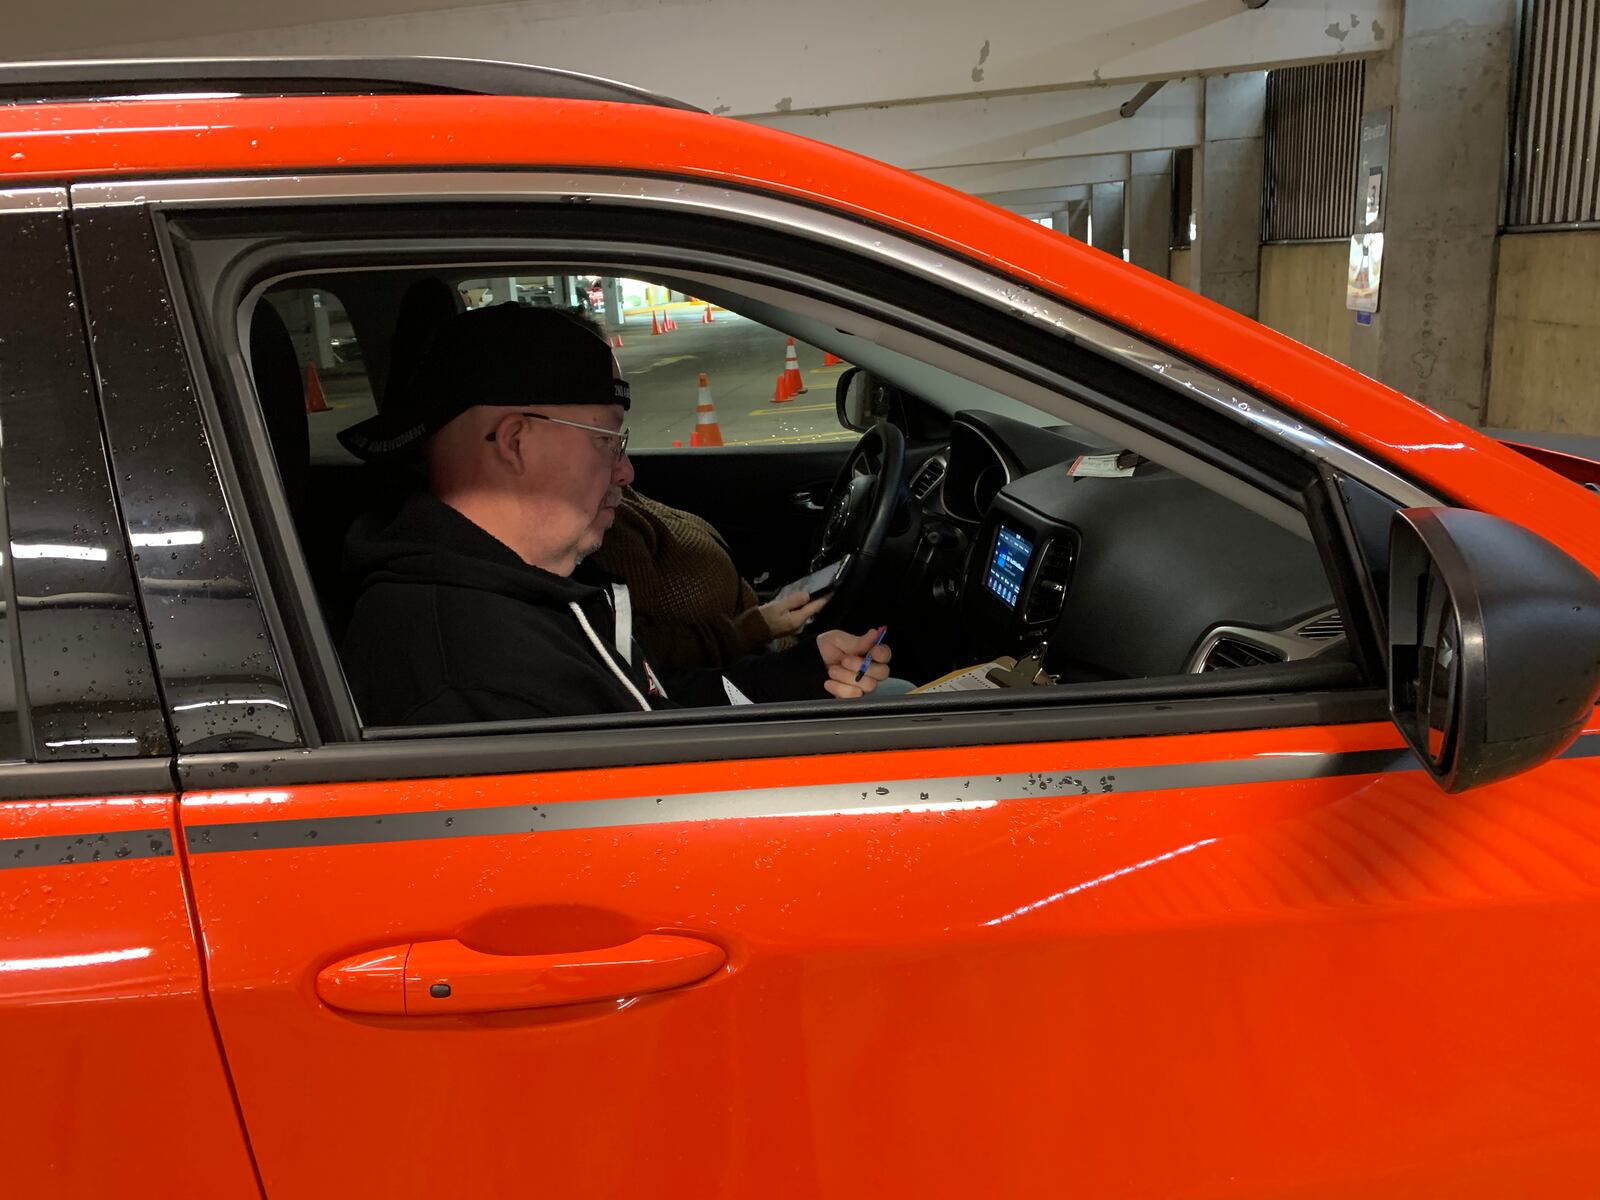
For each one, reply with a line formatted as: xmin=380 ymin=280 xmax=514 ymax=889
xmin=0 ymin=827 xmax=172 ymax=869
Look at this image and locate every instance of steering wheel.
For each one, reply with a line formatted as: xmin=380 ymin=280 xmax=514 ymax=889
xmin=809 ymin=421 xmax=906 ymax=625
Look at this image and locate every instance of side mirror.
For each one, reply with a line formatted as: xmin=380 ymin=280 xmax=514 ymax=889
xmin=1388 ymin=507 xmax=1600 ymax=791
xmin=836 ymin=367 xmax=891 ymax=432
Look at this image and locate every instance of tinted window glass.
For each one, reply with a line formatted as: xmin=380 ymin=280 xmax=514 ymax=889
xmin=0 ymin=205 xmax=168 ymax=761
xmin=459 ymin=272 xmax=853 ymax=451
xmin=261 ymin=285 xmax=377 ymax=465
xmin=75 ymin=205 xmax=300 ymax=753
xmin=0 ymin=490 xmax=24 ymax=762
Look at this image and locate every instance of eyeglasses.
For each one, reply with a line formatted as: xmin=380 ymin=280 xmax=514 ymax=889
xmin=486 ymin=412 xmax=630 ymax=461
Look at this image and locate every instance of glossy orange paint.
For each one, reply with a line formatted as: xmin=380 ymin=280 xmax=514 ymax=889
xmin=318 ymin=933 xmax=724 ymax=1015
xmin=183 ymin=721 xmax=1600 ymax=1197
xmin=0 ymin=794 xmax=258 ymax=1198
xmin=417 ymin=933 xmax=721 ymax=1014
xmin=315 ymin=945 xmax=410 ymax=1015
xmin=1499 ymin=439 xmax=1600 ymax=488
xmin=3 ymin=95 xmax=1598 ymax=565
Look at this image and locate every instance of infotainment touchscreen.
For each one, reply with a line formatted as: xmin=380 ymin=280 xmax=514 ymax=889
xmin=984 ymin=525 xmax=1034 ymax=608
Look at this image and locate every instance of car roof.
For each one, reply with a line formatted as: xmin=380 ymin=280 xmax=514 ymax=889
xmin=0 ymin=56 xmax=700 ymax=111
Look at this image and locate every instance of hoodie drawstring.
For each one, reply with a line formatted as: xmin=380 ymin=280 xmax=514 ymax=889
xmin=610 ymin=583 xmax=632 ymax=661
xmin=568 ymin=600 xmax=652 ymax=712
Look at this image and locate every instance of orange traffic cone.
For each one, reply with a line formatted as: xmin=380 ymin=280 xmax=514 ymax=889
xmin=822 ymin=351 xmax=845 ymax=366
xmin=702 ymin=305 xmax=714 ymax=323
xmin=664 ymin=312 xmax=678 ymax=332
xmin=610 ymin=333 xmax=623 ymax=348
xmin=772 ymin=372 xmax=793 ymax=404
xmin=305 ymin=362 xmax=329 ymax=413
xmin=690 ymin=373 xmax=724 ymax=446
xmin=782 ymin=337 xmax=807 ymax=395
xmin=650 ymin=311 xmax=663 ymax=336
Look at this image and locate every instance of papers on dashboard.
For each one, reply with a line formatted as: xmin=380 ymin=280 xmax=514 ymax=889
xmin=910 ymin=657 xmax=1016 ymax=694
xmin=1066 ymin=451 xmax=1141 ymax=478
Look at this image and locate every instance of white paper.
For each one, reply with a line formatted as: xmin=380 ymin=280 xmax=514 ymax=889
xmin=1067 ymin=453 xmax=1136 ymax=478
xmin=911 ymin=663 xmax=1006 ymax=693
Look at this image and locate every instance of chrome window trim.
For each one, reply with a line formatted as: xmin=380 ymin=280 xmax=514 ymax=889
xmin=0 ymin=187 xmax=66 ymax=213
xmin=69 ymin=170 xmax=1434 ymax=505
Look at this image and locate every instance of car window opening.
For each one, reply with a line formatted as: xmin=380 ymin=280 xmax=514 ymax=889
xmin=237 ymin=256 xmax=1363 ymax=741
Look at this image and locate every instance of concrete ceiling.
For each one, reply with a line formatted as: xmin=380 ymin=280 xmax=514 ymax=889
xmin=5 ymin=0 xmax=530 ymax=58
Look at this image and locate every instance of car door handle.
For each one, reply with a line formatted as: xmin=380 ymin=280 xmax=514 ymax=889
xmin=317 ymin=932 xmax=725 ymax=1016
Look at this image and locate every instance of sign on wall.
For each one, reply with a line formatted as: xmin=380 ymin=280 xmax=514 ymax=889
xmin=1347 ymin=107 xmax=1391 ymax=314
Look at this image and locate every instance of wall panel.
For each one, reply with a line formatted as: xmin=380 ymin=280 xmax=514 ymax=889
xmin=1487 ymin=231 xmax=1600 ymax=432
xmin=1257 ymin=242 xmax=1353 ymax=364
xmin=1169 ymin=247 xmax=1193 ymax=290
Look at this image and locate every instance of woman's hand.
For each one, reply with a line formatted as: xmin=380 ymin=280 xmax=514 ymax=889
xmin=759 ymin=589 xmax=831 ymax=637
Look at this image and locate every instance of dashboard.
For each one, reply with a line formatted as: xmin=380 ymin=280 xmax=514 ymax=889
xmin=901 ymin=410 xmax=1347 ymax=683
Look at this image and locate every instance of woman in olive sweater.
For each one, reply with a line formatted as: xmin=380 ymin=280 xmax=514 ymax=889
xmin=587 ymin=486 xmax=828 ymax=670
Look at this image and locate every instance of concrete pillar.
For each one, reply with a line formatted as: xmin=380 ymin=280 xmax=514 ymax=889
xmin=1090 ymin=181 xmax=1127 ymax=257
xmin=1127 ymin=150 xmax=1174 ymax=277
xmin=272 ymin=292 xmax=314 ymax=367
xmin=310 ymin=292 xmax=335 ymax=370
xmin=1346 ymin=0 xmax=1517 ymax=424
xmin=1060 ymin=198 xmax=1091 ymax=242
xmin=1195 ymin=72 xmax=1266 ymax=317
xmin=602 ymin=278 xmax=626 ymax=326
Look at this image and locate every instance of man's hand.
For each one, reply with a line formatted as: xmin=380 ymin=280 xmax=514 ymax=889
xmin=816 ymin=627 xmax=892 ymax=699
xmin=759 ymin=590 xmax=831 ymax=637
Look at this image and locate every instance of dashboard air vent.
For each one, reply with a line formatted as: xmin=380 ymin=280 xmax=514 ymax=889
xmin=1201 ymin=637 xmax=1287 ymax=672
xmin=910 ymin=457 xmax=947 ymax=500
xmin=1297 ymin=612 xmax=1344 ymax=641
xmin=1023 ymin=537 xmax=1076 ymax=624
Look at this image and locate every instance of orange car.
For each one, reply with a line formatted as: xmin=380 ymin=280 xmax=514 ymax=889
xmin=3 ymin=58 xmax=1599 ymax=1198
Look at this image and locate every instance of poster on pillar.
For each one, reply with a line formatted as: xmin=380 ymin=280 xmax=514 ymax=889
xmin=1346 ymin=233 xmax=1384 ymax=314
xmin=1347 ymin=108 xmax=1391 ymax=315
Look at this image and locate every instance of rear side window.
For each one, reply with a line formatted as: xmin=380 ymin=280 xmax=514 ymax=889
xmin=260 ymin=284 xmax=377 ymax=465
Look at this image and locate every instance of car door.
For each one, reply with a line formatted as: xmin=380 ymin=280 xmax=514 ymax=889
xmin=0 ymin=192 xmax=258 ymax=1198
xmin=85 ymin=181 xmax=1600 ymax=1197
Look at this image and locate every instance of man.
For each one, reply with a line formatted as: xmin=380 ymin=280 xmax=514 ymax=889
xmin=337 ymin=302 xmax=890 ymax=725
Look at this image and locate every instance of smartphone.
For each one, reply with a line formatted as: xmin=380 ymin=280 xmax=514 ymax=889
xmin=775 ymin=554 xmax=850 ymax=602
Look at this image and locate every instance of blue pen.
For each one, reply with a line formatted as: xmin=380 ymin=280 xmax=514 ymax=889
xmin=855 ymin=625 xmax=888 ymax=682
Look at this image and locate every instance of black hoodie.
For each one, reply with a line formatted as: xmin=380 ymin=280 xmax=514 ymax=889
xmin=340 ymin=490 xmax=828 ymax=726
